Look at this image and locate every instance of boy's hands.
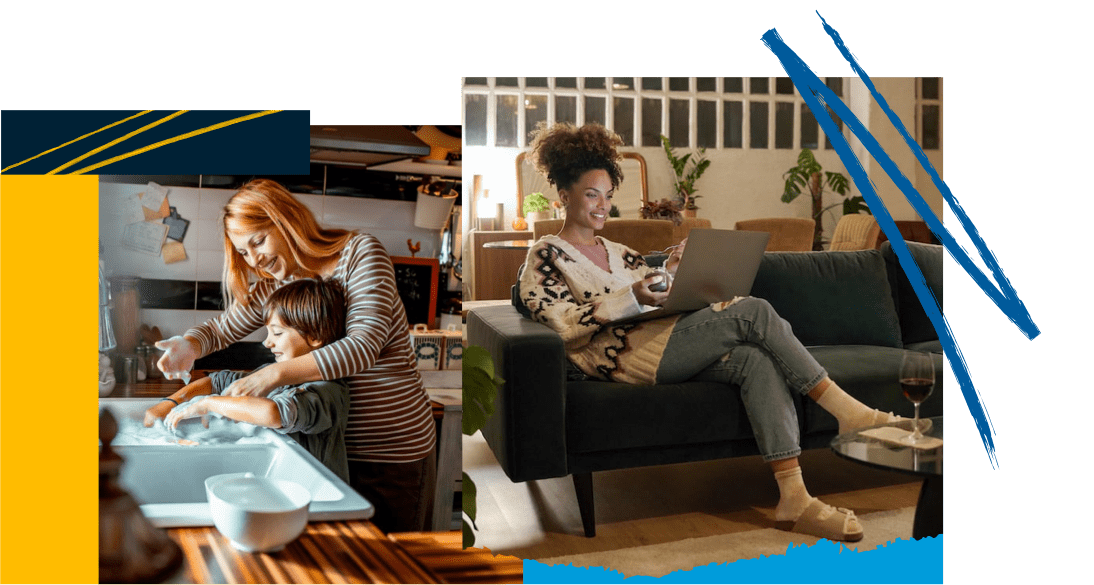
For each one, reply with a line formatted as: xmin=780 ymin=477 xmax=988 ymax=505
xmin=143 ymin=400 xmax=176 ymax=427
xmin=164 ymin=398 xmax=211 ymax=431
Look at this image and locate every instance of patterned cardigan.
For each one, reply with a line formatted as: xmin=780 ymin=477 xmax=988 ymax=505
xmin=518 ymin=235 xmax=682 ymax=385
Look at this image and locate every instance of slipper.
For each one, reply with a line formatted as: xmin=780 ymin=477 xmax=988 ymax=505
xmin=841 ymin=410 xmax=932 ymax=435
xmin=790 ymin=498 xmax=864 ymax=542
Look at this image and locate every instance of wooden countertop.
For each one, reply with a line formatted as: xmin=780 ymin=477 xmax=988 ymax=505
xmin=169 ymin=524 xmax=522 ymax=584
xmin=171 ymin=522 xmax=433 ymax=583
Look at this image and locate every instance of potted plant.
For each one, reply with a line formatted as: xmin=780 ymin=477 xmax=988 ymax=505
xmin=781 ymin=148 xmax=870 ymax=250
xmin=639 ymin=198 xmax=684 ymax=225
xmin=660 ymin=135 xmax=711 ymax=217
xmin=523 ymin=192 xmax=552 ymax=223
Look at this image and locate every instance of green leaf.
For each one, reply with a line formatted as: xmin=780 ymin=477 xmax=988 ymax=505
xmin=782 ymin=171 xmax=806 ymax=203
xmin=796 ymin=148 xmax=821 ymax=175
xmin=463 ymin=519 xmax=476 ymax=548
xmin=522 ymin=192 xmax=552 ymax=215
xmin=842 ymin=196 xmax=871 ymax=216
xmin=462 ymin=472 xmax=477 ymax=524
xmin=462 ymin=345 xmax=496 ymax=380
xmin=826 ymin=172 xmax=850 ymax=196
xmin=463 ymin=363 xmax=501 ymax=436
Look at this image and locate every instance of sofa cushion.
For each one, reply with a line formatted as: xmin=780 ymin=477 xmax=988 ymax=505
xmin=882 ymin=241 xmax=943 ymax=345
xmin=750 ymin=250 xmax=903 ymax=348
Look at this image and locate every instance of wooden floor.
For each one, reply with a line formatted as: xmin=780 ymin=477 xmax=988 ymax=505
xmin=464 ymin=431 xmax=922 ymax=560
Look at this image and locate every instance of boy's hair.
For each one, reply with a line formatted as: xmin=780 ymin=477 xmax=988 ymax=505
xmin=262 ymin=278 xmax=347 ymax=346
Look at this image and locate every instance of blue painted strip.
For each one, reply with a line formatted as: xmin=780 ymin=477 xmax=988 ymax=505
xmin=761 ymin=17 xmax=1039 ymax=466
xmin=523 ymin=536 xmax=943 ymax=583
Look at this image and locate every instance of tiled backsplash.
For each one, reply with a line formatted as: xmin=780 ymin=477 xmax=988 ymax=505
xmin=101 ymin=180 xmax=458 ymax=343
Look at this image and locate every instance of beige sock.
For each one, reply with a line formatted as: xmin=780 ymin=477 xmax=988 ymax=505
xmin=815 ymin=380 xmax=898 ymax=434
xmin=773 ymin=467 xmax=814 ymax=522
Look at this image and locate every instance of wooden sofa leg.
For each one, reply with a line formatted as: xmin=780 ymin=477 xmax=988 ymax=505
xmin=572 ymin=473 xmax=596 ymax=537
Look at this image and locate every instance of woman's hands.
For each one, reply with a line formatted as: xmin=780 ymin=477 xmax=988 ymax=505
xmin=221 ymin=366 xmax=280 ymax=397
xmin=632 ymin=275 xmax=670 ymax=307
xmin=155 ymin=335 xmax=201 ymax=380
xmin=665 ymin=238 xmax=688 ymax=276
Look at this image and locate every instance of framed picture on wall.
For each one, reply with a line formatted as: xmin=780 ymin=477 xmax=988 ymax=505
xmin=390 ymin=256 xmax=439 ymax=329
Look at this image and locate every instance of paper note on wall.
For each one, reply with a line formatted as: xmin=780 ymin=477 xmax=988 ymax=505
xmin=162 ymin=240 xmax=187 ymax=264
xmin=121 ymin=221 xmax=169 ymax=256
xmin=123 ymin=184 xmax=171 ymax=224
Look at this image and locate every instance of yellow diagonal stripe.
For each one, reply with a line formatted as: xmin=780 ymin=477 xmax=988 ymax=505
xmin=48 ymin=110 xmax=189 ymax=174
xmin=69 ymin=110 xmax=284 ymax=175
xmin=0 ymin=110 xmax=153 ymax=173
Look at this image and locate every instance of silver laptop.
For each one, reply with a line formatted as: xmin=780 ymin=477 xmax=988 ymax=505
xmin=610 ymin=228 xmax=770 ymax=324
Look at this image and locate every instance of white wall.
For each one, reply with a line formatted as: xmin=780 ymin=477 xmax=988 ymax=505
xmin=849 ymin=77 xmax=944 ymax=224
xmin=99 ymin=181 xmax=445 ymax=341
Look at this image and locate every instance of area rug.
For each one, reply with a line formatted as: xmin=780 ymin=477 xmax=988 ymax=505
xmin=536 ymin=506 xmax=917 ymax=578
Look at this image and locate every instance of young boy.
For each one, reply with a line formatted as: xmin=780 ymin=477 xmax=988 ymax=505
xmin=145 ymin=278 xmax=351 ymax=482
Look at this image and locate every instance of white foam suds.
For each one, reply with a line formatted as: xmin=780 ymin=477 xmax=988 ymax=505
xmin=111 ymin=399 xmax=270 ymax=447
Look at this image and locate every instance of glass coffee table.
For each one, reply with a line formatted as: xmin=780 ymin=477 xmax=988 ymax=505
xmin=830 ymin=416 xmax=942 ymax=539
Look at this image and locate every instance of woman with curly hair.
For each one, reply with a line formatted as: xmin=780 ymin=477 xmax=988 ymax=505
xmin=519 ymin=123 xmax=911 ymax=542
xmin=151 ymin=179 xmax=436 ymax=533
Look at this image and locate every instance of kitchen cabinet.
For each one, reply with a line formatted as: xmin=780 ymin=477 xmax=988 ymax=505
xmin=468 ymin=229 xmax=532 ymax=300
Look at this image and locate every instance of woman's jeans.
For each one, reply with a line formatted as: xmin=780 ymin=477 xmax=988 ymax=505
xmin=655 ymin=297 xmax=827 ymax=462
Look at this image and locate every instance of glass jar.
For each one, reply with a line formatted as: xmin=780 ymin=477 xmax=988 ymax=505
xmin=134 ymin=343 xmax=150 ymax=381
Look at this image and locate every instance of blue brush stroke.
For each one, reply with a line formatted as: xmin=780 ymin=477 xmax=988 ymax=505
xmin=761 ymin=16 xmax=1039 ymax=467
xmin=524 ymin=536 xmax=943 ymax=583
xmin=815 ymin=14 xmax=1038 ymax=340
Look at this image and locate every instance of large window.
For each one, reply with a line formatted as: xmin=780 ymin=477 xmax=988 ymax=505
xmin=462 ymin=77 xmax=849 ymax=150
xmin=917 ymin=77 xmax=942 ymax=150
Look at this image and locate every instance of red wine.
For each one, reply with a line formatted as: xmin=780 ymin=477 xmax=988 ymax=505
xmin=900 ymin=378 xmax=934 ymax=403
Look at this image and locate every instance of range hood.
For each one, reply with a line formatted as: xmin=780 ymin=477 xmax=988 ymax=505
xmin=310 ymin=126 xmax=431 ymax=166
xmin=310 ymin=125 xmax=462 ymax=178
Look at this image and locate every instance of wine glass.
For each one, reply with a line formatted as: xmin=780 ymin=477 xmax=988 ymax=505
xmin=899 ymin=350 xmax=935 ymax=443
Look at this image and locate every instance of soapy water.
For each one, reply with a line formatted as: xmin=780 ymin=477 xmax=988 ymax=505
xmin=110 ymin=397 xmax=269 ymax=447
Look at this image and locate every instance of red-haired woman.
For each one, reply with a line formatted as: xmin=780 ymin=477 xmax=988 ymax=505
xmin=152 ymin=179 xmax=436 ymax=533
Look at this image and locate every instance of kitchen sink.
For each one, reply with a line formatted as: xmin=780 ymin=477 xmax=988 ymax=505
xmin=100 ymin=398 xmax=373 ymax=527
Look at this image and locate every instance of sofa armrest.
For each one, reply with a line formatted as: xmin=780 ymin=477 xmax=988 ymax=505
xmin=466 ymin=305 xmax=570 ymax=482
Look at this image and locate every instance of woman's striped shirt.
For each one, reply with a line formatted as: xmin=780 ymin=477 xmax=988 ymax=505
xmin=187 ymin=234 xmax=436 ymax=463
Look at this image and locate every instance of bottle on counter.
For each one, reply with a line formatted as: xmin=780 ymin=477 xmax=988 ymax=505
xmin=136 ymin=342 xmax=158 ymax=380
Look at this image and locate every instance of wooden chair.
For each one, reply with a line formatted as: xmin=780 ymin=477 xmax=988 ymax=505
xmin=532 ymin=218 xmax=678 ymax=256
xmin=875 ymin=220 xmax=938 ymax=248
xmin=829 ymin=214 xmax=882 ymax=251
xmin=672 ymin=217 xmax=712 ymax=247
xmin=734 ymin=218 xmax=815 ymax=251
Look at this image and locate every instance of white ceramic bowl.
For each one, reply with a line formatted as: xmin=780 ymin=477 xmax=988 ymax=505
xmin=204 ymin=473 xmax=311 ymax=552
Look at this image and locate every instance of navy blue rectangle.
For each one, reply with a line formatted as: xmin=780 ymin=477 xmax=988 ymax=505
xmin=1 ymin=110 xmax=310 ymax=175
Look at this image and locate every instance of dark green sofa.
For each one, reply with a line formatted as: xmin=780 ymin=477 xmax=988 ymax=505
xmin=465 ymin=240 xmax=944 ymax=537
